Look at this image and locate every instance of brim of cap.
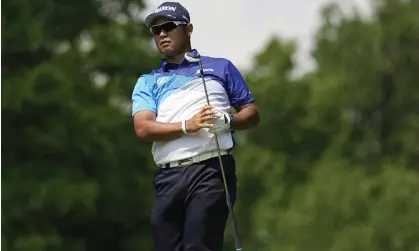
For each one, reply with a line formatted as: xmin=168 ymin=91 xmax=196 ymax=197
xmin=145 ymin=13 xmax=177 ymax=28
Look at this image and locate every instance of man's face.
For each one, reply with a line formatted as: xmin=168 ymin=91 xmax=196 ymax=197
xmin=150 ymin=17 xmax=192 ymax=57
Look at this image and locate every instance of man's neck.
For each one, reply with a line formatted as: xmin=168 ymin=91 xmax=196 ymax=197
xmin=165 ymin=47 xmax=192 ymax=64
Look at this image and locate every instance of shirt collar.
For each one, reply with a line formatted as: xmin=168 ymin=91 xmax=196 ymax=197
xmin=160 ymin=49 xmax=199 ymax=71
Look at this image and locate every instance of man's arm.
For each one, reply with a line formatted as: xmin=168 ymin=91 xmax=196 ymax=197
xmin=231 ymin=103 xmax=260 ymax=130
xmin=133 ymin=111 xmax=184 ymax=142
xmin=134 ymin=106 xmax=216 ymax=142
xmin=131 ymin=76 xmax=184 ymax=142
xmin=225 ymin=60 xmax=261 ymax=131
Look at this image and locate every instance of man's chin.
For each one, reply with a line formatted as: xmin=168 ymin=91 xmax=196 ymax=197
xmin=160 ymin=47 xmax=178 ymax=57
xmin=164 ymin=52 xmax=177 ymax=57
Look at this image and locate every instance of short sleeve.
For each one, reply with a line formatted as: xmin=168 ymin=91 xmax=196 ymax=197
xmin=225 ymin=60 xmax=255 ymax=107
xmin=131 ymin=76 xmax=157 ymax=116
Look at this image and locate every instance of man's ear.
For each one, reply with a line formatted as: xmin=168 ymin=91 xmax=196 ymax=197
xmin=186 ymin=23 xmax=193 ymax=36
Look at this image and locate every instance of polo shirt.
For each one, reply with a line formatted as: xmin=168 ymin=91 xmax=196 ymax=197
xmin=131 ymin=50 xmax=254 ymax=165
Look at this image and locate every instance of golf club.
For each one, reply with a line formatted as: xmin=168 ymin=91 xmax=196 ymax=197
xmin=185 ymin=51 xmax=243 ymax=251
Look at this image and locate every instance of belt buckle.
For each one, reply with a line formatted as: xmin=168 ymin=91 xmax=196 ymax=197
xmin=177 ymin=158 xmax=193 ymax=166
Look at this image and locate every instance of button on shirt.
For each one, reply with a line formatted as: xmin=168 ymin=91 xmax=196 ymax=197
xmin=131 ymin=50 xmax=255 ymax=165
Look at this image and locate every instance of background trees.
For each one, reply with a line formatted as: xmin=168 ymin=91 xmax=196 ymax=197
xmin=2 ymin=0 xmax=419 ymax=250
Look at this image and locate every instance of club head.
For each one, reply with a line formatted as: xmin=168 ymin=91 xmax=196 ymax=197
xmin=184 ymin=51 xmax=201 ymax=63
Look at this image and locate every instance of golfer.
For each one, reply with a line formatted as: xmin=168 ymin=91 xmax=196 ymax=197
xmin=131 ymin=2 xmax=260 ymax=250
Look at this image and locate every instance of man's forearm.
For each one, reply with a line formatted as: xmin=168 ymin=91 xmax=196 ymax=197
xmin=232 ymin=105 xmax=260 ymax=130
xmin=135 ymin=120 xmax=184 ymax=142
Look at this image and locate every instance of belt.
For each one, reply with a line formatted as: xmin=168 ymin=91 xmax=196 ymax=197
xmin=160 ymin=150 xmax=231 ymax=168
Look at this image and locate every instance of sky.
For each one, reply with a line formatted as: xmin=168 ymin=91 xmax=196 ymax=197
xmin=142 ymin=0 xmax=370 ymax=74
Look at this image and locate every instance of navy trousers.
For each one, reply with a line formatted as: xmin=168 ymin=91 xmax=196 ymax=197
xmin=150 ymin=154 xmax=237 ymax=251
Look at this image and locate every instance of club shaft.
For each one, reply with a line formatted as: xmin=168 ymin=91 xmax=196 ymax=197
xmin=198 ymin=60 xmax=242 ymax=250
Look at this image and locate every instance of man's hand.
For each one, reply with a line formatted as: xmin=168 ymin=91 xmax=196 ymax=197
xmin=185 ymin=105 xmax=216 ymax=133
xmin=208 ymin=110 xmax=231 ymax=134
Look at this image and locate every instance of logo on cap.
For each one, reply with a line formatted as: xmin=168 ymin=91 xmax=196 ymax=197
xmin=155 ymin=6 xmax=177 ymax=13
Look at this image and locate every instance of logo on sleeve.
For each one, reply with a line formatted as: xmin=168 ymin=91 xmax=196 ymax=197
xmin=157 ymin=76 xmax=170 ymax=85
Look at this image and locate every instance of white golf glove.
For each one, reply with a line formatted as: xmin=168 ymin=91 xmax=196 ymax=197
xmin=208 ymin=109 xmax=232 ymax=134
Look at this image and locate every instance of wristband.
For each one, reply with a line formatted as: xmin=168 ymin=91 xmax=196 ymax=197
xmin=181 ymin=120 xmax=189 ymax=134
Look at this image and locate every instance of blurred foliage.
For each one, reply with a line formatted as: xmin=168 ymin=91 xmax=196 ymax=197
xmin=2 ymin=0 xmax=419 ymax=250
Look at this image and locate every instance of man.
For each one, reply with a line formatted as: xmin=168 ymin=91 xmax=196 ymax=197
xmin=131 ymin=2 xmax=260 ymax=251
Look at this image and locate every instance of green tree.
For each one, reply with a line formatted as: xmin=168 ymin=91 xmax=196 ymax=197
xmin=311 ymin=0 xmax=419 ymax=166
xmin=260 ymin=159 xmax=419 ymax=251
xmin=3 ymin=0 xmax=419 ymax=250
xmin=231 ymin=0 xmax=419 ymax=250
xmin=2 ymin=0 xmax=160 ymax=250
